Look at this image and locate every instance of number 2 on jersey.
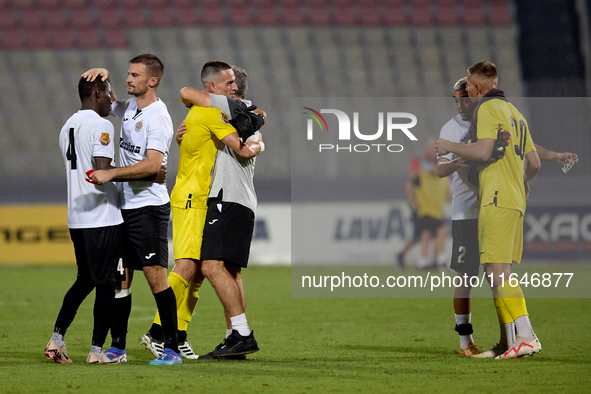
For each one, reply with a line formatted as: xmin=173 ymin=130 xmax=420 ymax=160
xmin=66 ymin=127 xmax=77 ymax=170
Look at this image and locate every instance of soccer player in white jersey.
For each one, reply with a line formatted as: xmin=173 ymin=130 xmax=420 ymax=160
xmin=437 ymin=76 xmax=579 ymax=358
xmin=82 ymin=54 xmax=180 ymax=365
xmin=436 ymin=77 xmax=484 ymax=357
xmin=44 ymin=76 xmax=123 ymax=364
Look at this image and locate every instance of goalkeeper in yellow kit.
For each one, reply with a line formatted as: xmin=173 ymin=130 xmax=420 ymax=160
xmin=437 ymin=61 xmax=543 ymax=359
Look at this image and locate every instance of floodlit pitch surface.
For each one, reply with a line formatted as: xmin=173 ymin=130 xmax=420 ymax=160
xmin=1 ymin=265 xmax=590 ymax=393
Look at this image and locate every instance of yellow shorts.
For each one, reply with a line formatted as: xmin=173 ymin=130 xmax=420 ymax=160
xmin=172 ymin=206 xmax=207 ymax=261
xmin=478 ymin=204 xmax=523 ymax=265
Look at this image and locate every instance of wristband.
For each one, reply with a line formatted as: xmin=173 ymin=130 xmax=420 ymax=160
xmin=259 ymin=141 xmax=265 ymax=152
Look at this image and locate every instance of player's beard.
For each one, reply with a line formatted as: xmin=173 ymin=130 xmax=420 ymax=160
xmin=128 ymin=82 xmax=148 ymax=97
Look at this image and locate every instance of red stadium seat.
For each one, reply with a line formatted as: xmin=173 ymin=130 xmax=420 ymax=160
xmin=121 ymin=7 xmax=148 ymax=28
xmin=91 ymin=0 xmax=115 ymax=10
xmin=71 ymin=9 xmax=94 ymax=29
xmin=51 ymin=29 xmax=74 ymax=49
xmin=256 ymin=7 xmax=278 ymax=26
xmin=303 ymin=0 xmax=325 ymax=7
xmin=333 ymin=6 xmax=356 ymax=27
xmin=199 ymin=0 xmax=221 ymax=7
xmin=229 ymin=5 xmax=253 ymax=26
xmin=170 ymin=0 xmax=192 ymax=6
xmin=434 ymin=0 xmax=455 ymax=6
xmin=37 ymin=0 xmax=60 ymax=10
xmin=63 ymin=0 xmax=85 ymax=10
xmin=146 ymin=0 xmax=168 ymax=8
xmin=105 ymin=29 xmax=128 ymax=47
xmin=332 ymin=0 xmax=353 ymax=7
xmin=25 ymin=29 xmax=50 ymax=49
xmin=410 ymin=5 xmax=432 ymax=26
xmin=76 ymin=28 xmax=100 ymax=48
xmin=45 ymin=9 xmax=68 ymax=30
xmin=200 ymin=6 xmax=225 ymax=27
xmin=359 ymin=5 xmax=381 ymax=26
xmin=175 ymin=6 xmax=198 ymax=26
xmin=408 ymin=0 xmax=430 ymax=7
xmin=18 ymin=9 xmax=42 ymax=29
xmin=436 ymin=5 xmax=458 ymax=26
xmin=150 ymin=6 xmax=174 ymax=27
xmin=226 ymin=0 xmax=248 ymax=7
xmin=1 ymin=30 xmax=25 ymax=50
xmin=10 ymin=0 xmax=35 ymax=10
xmin=174 ymin=6 xmax=199 ymax=27
xmin=488 ymin=4 xmax=512 ymax=27
xmin=462 ymin=0 xmax=483 ymax=8
xmin=383 ymin=4 xmax=406 ymax=26
xmin=97 ymin=9 xmax=121 ymax=29
xmin=307 ymin=5 xmax=330 ymax=26
xmin=279 ymin=0 xmax=299 ymax=7
xmin=282 ymin=5 xmax=303 ymax=25
xmin=119 ymin=0 xmax=141 ymax=8
xmin=0 ymin=10 xmax=16 ymax=30
xmin=462 ymin=6 xmax=484 ymax=26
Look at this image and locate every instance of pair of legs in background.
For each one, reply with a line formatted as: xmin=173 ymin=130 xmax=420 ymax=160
xmin=398 ymin=214 xmax=448 ymax=270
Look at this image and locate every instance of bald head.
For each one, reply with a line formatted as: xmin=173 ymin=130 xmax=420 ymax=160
xmin=466 ymin=61 xmax=498 ymax=98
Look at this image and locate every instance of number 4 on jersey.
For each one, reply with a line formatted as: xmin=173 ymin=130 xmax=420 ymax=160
xmin=66 ymin=127 xmax=77 ymax=170
xmin=117 ymin=258 xmax=124 ymax=276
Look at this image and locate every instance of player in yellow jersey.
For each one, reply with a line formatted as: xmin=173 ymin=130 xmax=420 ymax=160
xmin=437 ymin=61 xmax=543 ymax=359
xmin=141 ymin=62 xmax=263 ymax=359
xmin=400 ymin=140 xmax=451 ymax=270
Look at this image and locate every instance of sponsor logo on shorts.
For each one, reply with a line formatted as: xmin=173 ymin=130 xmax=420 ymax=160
xmin=209 ymin=219 xmax=218 ymax=225
xmin=100 ymin=132 xmax=110 ymax=146
xmin=145 ymin=253 xmax=156 ymax=259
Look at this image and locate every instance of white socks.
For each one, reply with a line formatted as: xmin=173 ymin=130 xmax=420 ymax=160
xmin=230 ymin=313 xmax=251 ymax=337
xmin=514 ymin=315 xmax=535 ymax=340
xmin=436 ymin=252 xmax=448 ymax=267
xmin=455 ymin=314 xmax=473 ymax=349
xmin=90 ymin=345 xmax=103 ymax=356
xmin=51 ymin=332 xmax=64 ymax=347
xmin=417 ymin=256 xmax=429 ymax=269
xmin=500 ymin=322 xmax=516 ymax=346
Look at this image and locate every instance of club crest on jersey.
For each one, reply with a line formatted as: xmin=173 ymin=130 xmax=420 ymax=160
xmin=134 ymin=121 xmax=143 ymax=132
xmin=221 ymin=113 xmax=230 ymax=124
xmin=100 ymin=132 xmax=110 ymax=146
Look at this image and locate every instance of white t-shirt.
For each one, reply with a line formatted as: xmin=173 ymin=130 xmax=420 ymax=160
xmin=112 ymin=98 xmax=173 ymax=210
xmin=59 ymin=110 xmax=123 ymax=229
xmin=208 ymin=94 xmax=258 ymax=213
xmin=438 ymin=114 xmax=480 ymax=220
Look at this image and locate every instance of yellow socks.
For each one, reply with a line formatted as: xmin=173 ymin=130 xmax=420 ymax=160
xmin=153 ymin=272 xmax=189 ymax=326
xmin=177 ymin=281 xmax=201 ymax=331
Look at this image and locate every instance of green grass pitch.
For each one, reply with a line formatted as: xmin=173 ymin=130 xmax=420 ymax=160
xmin=1 ymin=265 xmax=590 ymax=393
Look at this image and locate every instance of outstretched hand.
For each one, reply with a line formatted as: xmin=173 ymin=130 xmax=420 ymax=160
xmin=557 ymin=152 xmax=578 ymax=166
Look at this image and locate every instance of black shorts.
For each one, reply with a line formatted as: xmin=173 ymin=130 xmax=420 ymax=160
xmin=121 ymin=203 xmax=170 ymax=271
xmin=201 ymin=195 xmax=255 ymax=268
xmin=69 ymin=224 xmax=122 ymax=285
xmin=416 ymin=216 xmax=444 ymax=237
xmin=410 ymin=211 xmax=421 ymax=241
xmin=449 ymin=219 xmax=480 ymax=276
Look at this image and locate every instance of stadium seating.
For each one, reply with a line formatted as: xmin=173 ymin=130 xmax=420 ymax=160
xmin=0 ymin=0 xmax=527 ymax=188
